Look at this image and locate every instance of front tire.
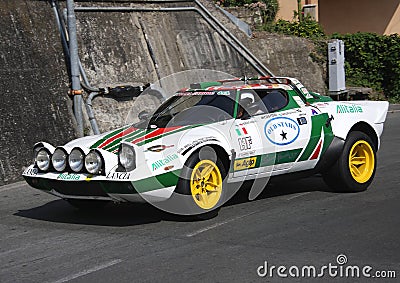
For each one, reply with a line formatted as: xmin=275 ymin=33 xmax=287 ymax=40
xmin=175 ymin=146 xmax=227 ymax=219
xmin=323 ymin=131 xmax=376 ymax=192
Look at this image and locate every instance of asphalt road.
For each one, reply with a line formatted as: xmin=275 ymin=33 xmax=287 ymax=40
xmin=1 ymin=112 xmax=399 ymax=283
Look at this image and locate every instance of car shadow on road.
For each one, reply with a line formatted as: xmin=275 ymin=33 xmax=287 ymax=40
xmin=226 ymin=174 xmax=336 ymax=206
xmin=15 ymin=175 xmax=336 ymax=226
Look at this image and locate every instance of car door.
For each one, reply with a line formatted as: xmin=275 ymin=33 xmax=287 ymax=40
xmin=254 ymin=107 xmax=312 ymax=174
xmin=232 ymin=88 xmax=316 ymax=179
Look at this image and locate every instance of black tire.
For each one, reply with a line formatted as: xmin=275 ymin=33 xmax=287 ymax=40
xmin=66 ymin=199 xmax=109 ymax=210
xmin=175 ymin=146 xmax=228 ymax=219
xmin=323 ymin=131 xmax=376 ymax=192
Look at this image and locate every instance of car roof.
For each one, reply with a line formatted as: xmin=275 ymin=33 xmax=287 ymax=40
xmin=176 ymin=76 xmax=298 ymax=94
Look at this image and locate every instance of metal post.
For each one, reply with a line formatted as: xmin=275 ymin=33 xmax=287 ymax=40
xmin=66 ymin=0 xmax=84 ymax=137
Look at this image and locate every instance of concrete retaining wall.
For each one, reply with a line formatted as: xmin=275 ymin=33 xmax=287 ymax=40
xmin=0 ymin=0 xmax=76 ymax=185
xmin=0 ymin=0 xmax=326 ymax=185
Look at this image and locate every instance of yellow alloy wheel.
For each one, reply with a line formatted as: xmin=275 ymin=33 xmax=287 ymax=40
xmin=348 ymin=140 xmax=375 ymax=183
xmin=190 ymin=159 xmax=223 ymax=210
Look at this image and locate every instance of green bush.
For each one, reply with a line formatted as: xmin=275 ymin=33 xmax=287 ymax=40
xmin=259 ymin=18 xmax=400 ymax=101
xmin=219 ymin=0 xmax=279 ymax=24
xmin=333 ymin=33 xmax=400 ymax=101
xmin=262 ymin=18 xmax=326 ymax=39
xmin=219 ymin=0 xmax=400 ymax=101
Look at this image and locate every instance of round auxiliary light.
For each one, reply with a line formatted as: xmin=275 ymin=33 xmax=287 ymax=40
xmin=85 ymin=151 xmax=103 ymax=174
xmin=69 ymin=148 xmax=84 ymax=172
xmin=52 ymin=148 xmax=67 ymax=172
xmin=35 ymin=148 xmax=51 ymax=171
xmin=119 ymin=144 xmax=136 ymax=171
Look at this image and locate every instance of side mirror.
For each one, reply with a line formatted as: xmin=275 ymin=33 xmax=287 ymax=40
xmin=138 ymin=110 xmax=149 ymax=121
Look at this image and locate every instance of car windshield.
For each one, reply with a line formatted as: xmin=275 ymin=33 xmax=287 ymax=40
xmin=142 ymin=90 xmax=237 ymax=128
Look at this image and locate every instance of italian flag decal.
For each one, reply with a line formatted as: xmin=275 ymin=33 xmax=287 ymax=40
xmin=235 ymin=126 xmax=248 ymax=136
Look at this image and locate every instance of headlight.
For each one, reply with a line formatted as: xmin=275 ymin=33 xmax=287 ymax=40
xmin=85 ymin=151 xmax=103 ymax=174
xmin=52 ymin=148 xmax=67 ymax=172
xmin=119 ymin=144 xmax=136 ymax=171
xmin=35 ymin=148 xmax=51 ymax=171
xmin=68 ymin=148 xmax=84 ymax=172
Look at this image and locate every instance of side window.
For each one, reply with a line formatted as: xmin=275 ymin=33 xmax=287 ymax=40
xmin=256 ymin=90 xmax=289 ymax=113
xmin=238 ymin=89 xmax=289 ymax=118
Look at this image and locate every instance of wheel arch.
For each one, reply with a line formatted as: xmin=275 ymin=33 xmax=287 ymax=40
xmin=207 ymin=144 xmax=231 ymax=174
xmin=348 ymin=122 xmax=379 ymax=150
xmin=184 ymin=143 xmax=231 ymax=174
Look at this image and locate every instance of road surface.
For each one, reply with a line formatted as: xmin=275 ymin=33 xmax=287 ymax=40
xmin=1 ymin=112 xmax=399 ymax=282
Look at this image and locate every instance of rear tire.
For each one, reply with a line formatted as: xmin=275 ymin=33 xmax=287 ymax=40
xmin=323 ymin=131 xmax=376 ymax=192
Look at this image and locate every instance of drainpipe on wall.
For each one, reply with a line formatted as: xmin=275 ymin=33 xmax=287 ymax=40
xmin=66 ymin=0 xmax=84 ymax=137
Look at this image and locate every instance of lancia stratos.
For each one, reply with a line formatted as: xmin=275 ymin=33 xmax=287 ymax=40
xmin=23 ymin=77 xmax=389 ymax=216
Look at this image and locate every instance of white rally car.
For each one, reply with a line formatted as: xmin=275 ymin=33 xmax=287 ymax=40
xmin=23 ymin=77 xmax=389 ymax=216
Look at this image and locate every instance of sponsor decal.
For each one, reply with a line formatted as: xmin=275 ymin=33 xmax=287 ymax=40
xmin=24 ymin=168 xmax=38 ymax=176
xmin=261 ymin=109 xmax=302 ymax=120
xmin=311 ymin=108 xmax=319 ymax=115
xmin=176 ymin=91 xmax=214 ymax=96
xmin=337 ymin=104 xmax=363 ymax=113
xmin=293 ymin=96 xmax=305 ymax=106
xmin=234 ymin=157 xmax=257 ymax=171
xmin=235 ymin=126 xmax=248 ymax=136
xmin=57 ymin=173 xmax=80 ymax=180
xmin=85 ymin=174 xmax=93 ymax=182
xmin=152 ymin=153 xmax=179 ymax=171
xmin=261 ymin=113 xmax=278 ymax=120
xmin=264 ymin=117 xmax=300 ymax=146
xmin=238 ymin=136 xmax=252 ymax=150
xmin=145 ymin=145 xmax=174 ymax=152
xmin=106 ymin=171 xmax=131 ymax=180
xmin=301 ymin=87 xmax=313 ymax=99
xmin=297 ymin=117 xmax=307 ymax=125
xmin=177 ymin=137 xmax=218 ymax=155
xmin=217 ymin=91 xmax=230 ymax=95
xmin=238 ymin=149 xmax=256 ymax=157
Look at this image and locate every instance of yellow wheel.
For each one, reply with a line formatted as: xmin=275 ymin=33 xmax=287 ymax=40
xmin=175 ymin=146 xmax=227 ymax=219
xmin=190 ymin=160 xmax=223 ymax=210
xmin=323 ymin=131 xmax=377 ymax=192
xmin=348 ymin=140 xmax=375 ymax=183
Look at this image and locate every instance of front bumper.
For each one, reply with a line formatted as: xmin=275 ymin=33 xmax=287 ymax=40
xmin=24 ymin=175 xmax=137 ymax=201
xmin=22 ymin=166 xmax=180 ymax=203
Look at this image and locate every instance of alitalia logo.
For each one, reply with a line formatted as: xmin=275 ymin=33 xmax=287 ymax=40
xmin=337 ymin=104 xmax=363 ymax=114
xmin=57 ymin=173 xmax=80 ymax=180
xmin=152 ymin=154 xmax=179 ymax=171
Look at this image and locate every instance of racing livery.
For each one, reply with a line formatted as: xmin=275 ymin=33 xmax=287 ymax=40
xmin=23 ymin=77 xmax=389 ymax=216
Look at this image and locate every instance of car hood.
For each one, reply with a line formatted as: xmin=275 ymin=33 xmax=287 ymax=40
xmin=65 ymin=124 xmax=202 ymax=154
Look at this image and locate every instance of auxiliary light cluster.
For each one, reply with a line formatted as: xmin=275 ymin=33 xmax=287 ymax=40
xmin=34 ymin=147 xmax=103 ymax=175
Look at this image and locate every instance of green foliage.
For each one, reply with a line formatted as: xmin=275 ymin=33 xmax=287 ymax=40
xmin=218 ymin=0 xmax=400 ymax=100
xmin=333 ymin=32 xmax=400 ymax=100
xmin=259 ymin=16 xmax=400 ymax=100
xmin=262 ymin=18 xmax=326 ymax=39
xmin=219 ymin=0 xmax=279 ymax=24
